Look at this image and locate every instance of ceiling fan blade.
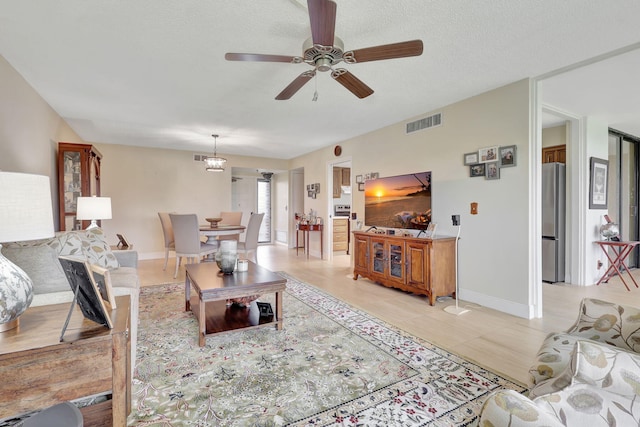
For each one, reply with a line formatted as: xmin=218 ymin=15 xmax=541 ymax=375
xmin=331 ymin=69 xmax=374 ymax=99
xmin=275 ymin=71 xmax=316 ymax=100
xmin=308 ymin=0 xmax=336 ymax=47
xmin=225 ymin=53 xmax=302 ymax=63
xmin=345 ymin=40 xmax=424 ymax=63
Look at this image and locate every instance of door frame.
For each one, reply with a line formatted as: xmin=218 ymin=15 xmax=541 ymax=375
xmin=326 ymin=157 xmax=352 ymax=260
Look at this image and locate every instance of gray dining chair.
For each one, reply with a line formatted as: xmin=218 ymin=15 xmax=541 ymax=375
xmin=169 ymin=213 xmax=218 ymax=278
xmin=158 ymin=212 xmax=175 ymax=271
xmin=237 ymin=212 xmax=264 ymax=263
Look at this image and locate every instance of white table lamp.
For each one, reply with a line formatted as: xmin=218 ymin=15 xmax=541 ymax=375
xmin=0 ymin=172 xmax=54 ymax=331
xmin=76 ymin=196 xmax=112 ymax=229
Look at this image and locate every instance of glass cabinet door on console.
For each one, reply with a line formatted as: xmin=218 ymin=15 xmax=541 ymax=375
xmin=369 ymin=236 xmax=405 ymax=285
xmin=370 ymin=238 xmax=386 ymax=280
xmin=57 ymin=142 xmax=102 ymax=231
xmin=388 ymin=242 xmax=405 ymax=282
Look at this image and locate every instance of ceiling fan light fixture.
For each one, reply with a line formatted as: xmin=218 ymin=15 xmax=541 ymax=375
xmin=205 ymin=134 xmax=227 ymax=172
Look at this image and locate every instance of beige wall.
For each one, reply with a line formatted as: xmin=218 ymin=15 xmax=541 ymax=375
xmin=0 ymin=54 xmax=289 ymax=254
xmin=0 ymin=55 xmax=85 ymax=229
xmin=291 ymin=79 xmax=533 ymax=316
xmin=542 ymin=124 xmax=567 ymax=148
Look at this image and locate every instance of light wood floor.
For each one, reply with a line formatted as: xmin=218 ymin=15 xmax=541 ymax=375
xmin=137 ymin=244 xmax=640 ymax=386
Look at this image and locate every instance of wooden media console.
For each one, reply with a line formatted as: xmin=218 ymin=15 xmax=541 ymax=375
xmin=352 ymin=231 xmax=457 ymax=305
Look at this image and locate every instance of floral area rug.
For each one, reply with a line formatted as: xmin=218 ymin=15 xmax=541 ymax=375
xmin=128 ymin=274 xmax=526 ymax=426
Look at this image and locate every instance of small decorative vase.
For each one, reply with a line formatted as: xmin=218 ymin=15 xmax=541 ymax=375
xmin=0 ymin=248 xmax=34 ymax=331
xmin=217 ymin=240 xmax=237 ymax=274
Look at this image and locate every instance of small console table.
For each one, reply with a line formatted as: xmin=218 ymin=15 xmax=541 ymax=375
xmin=595 ymin=240 xmax=640 ymax=291
xmin=296 ymin=223 xmax=324 ymax=259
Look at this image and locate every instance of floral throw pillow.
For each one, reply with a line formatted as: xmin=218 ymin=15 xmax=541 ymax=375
xmin=82 ymin=228 xmax=120 ymax=270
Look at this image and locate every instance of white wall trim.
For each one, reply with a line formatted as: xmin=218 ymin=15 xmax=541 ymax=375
xmin=459 ymin=288 xmax=532 ymax=319
xmin=530 ymin=79 xmax=543 ymax=318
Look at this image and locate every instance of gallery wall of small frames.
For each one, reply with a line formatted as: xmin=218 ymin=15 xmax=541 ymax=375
xmin=355 ymin=172 xmax=379 ymax=191
xmin=463 ymin=145 xmax=516 ymax=180
xmin=307 ymin=183 xmax=320 ymax=198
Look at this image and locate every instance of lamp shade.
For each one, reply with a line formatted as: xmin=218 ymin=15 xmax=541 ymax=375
xmin=0 ymin=171 xmax=54 ymax=331
xmin=76 ymin=196 xmax=112 ymax=220
xmin=0 ymin=172 xmax=54 ymax=242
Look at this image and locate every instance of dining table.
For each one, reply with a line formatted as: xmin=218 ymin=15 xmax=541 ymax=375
xmin=200 ymin=224 xmax=246 ymax=245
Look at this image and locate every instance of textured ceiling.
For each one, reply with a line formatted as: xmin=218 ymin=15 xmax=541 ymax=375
xmin=1 ymin=1 xmax=639 ymax=159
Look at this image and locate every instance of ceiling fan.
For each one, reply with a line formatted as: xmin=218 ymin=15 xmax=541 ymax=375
xmin=225 ymin=0 xmax=423 ymax=100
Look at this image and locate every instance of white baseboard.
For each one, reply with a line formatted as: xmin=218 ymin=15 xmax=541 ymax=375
xmin=459 ymin=288 xmax=533 ymax=319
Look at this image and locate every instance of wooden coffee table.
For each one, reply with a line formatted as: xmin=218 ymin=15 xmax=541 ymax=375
xmin=185 ymin=261 xmax=286 ymax=346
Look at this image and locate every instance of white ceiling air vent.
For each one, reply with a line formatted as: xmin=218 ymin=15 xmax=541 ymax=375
xmin=406 ymin=112 xmax=442 ymax=134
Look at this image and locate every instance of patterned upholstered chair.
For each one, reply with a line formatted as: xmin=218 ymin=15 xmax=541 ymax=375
xmin=479 ymin=298 xmax=640 ymax=426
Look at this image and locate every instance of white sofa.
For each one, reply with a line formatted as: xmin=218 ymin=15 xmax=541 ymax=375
xmin=1 ymin=228 xmax=140 ymax=371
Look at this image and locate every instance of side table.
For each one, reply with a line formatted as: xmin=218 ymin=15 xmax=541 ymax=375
xmin=296 ymin=223 xmax=324 ymax=259
xmin=0 ymin=296 xmax=131 ymax=427
xmin=595 ymin=240 xmax=640 ymax=291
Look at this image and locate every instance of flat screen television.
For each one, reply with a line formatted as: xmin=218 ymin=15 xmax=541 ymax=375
xmin=364 ymin=171 xmax=431 ymax=229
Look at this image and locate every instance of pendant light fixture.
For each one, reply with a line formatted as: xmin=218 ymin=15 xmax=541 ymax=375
xmin=205 ymin=134 xmax=227 ymax=172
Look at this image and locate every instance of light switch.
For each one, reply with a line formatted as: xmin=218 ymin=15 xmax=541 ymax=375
xmin=470 ymin=202 xmax=478 ymax=215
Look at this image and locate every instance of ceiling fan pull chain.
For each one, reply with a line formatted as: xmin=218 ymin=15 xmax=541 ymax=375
xmin=313 ymin=74 xmax=319 ymax=102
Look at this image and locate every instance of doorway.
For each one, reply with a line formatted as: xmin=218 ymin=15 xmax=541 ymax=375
xmin=608 ymin=130 xmax=640 ymax=268
xmin=327 ymin=158 xmax=352 ymax=259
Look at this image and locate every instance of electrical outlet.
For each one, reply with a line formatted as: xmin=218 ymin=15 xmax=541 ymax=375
xmin=452 ymin=215 xmax=460 ymax=226
xmin=597 ymin=260 xmax=603 ymax=270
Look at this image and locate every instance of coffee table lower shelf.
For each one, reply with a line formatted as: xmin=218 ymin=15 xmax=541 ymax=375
xmin=188 ymin=297 xmax=281 ymax=338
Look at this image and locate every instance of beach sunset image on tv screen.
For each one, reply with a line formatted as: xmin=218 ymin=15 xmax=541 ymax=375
xmin=364 ymin=172 xmax=431 ymax=229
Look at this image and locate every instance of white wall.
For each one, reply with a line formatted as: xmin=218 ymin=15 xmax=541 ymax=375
xmin=584 ymin=118 xmax=610 ymax=285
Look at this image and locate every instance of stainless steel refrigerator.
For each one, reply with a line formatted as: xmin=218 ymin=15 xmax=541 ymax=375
xmin=542 ymin=163 xmax=566 ymax=283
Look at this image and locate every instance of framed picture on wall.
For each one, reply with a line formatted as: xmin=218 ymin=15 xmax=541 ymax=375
xmin=479 ymin=146 xmax=499 ymax=163
xmin=469 ymin=163 xmax=485 ymax=177
xmin=499 ymin=145 xmax=517 ymax=167
xmin=589 ymin=157 xmax=608 ymax=209
xmin=485 ymin=161 xmax=500 ymax=180
xmin=463 ymin=152 xmax=479 ymax=165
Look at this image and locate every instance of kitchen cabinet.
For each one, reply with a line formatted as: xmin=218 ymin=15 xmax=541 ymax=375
xmin=333 ymin=167 xmax=351 ymax=198
xmin=542 ymin=144 xmax=566 ymax=164
xmin=333 ymin=168 xmax=341 ymax=198
xmin=341 ymin=168 xmax=350 ymax=186
xmin=332 ymin=218 xmax=349 ymax=252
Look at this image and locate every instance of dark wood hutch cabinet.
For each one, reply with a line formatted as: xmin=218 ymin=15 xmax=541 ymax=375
xmin=57 ymin=142 xmax=102 ymax=231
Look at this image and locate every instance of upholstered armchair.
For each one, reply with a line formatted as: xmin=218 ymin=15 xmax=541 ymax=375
xmin=479 ymin=298 xmax=640 ymax=426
